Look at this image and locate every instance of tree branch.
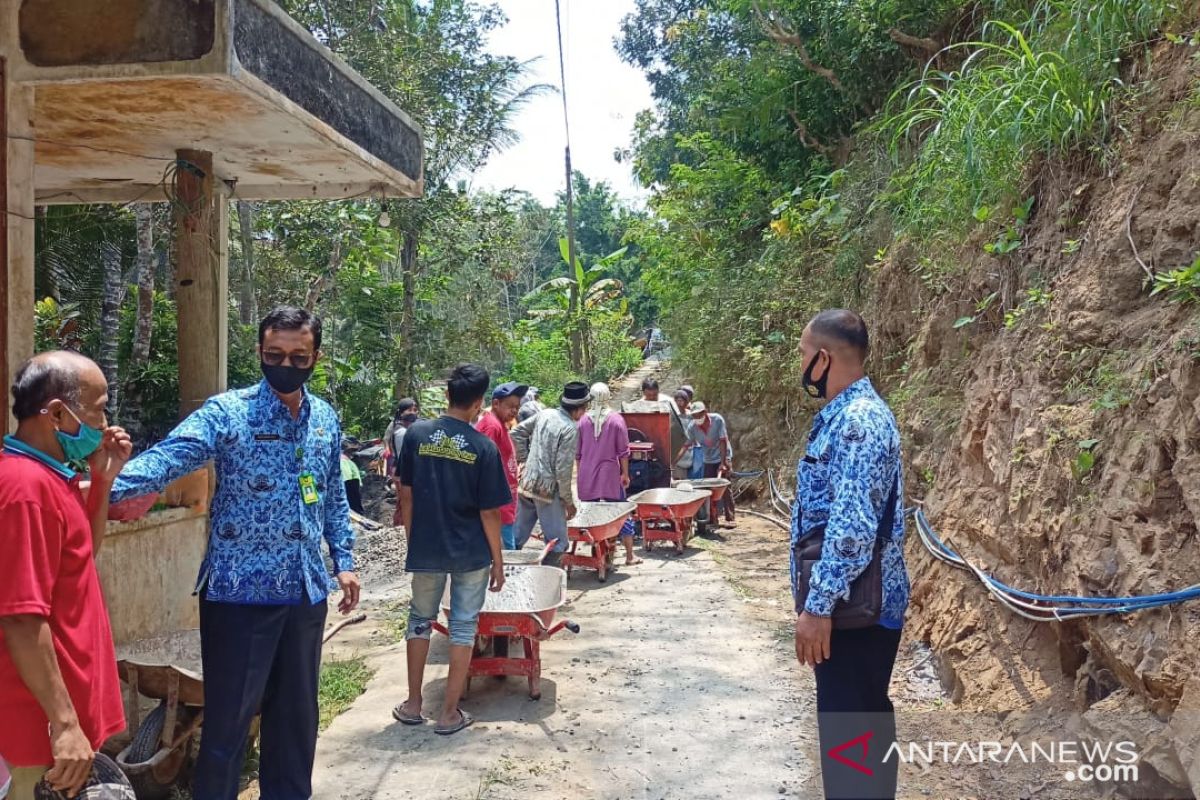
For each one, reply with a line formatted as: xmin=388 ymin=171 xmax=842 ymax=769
xmin=787 ymin=110 xmax=833 ymax=154
xmin=888 ymin=28 xmax=941 ymax=56
xmin=753 ymin=3 xmax=844 ymax=92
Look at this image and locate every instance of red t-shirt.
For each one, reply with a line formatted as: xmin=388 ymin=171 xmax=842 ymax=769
xmin=0 ymin=451 xmax=124 ymax=766
xmin=474 ymin=411 xmax=518 ymax=525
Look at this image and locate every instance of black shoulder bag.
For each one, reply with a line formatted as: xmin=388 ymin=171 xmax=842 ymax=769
xmin=793 ymin=475 xmax=898 ymax=629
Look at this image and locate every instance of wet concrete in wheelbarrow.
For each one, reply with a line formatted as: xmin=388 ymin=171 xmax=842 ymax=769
xmin=310 ymin=539 xmax=818 ymax=799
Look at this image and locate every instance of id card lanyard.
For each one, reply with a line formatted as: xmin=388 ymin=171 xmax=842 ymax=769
xmin=296 ymin=442 xmax=319 ymax=505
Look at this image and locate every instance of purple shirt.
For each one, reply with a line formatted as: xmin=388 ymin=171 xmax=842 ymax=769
xmin=576 ymin=412 xmax=631 ymax=502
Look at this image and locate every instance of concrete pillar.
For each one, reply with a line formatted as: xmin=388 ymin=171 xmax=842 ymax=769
xmin=1 ymin=56 xmax=35 ymax=435
xmin=173 ymin=149 xmax=228 ymax=418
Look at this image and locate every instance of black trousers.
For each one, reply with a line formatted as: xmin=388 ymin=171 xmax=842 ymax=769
xmin=344 ymin=478 xmax=365 ymax=515
xmin=813 ymin=625 xmax=903 ymax=800
xmin=193 ymin=594 xmax=327 ymax=800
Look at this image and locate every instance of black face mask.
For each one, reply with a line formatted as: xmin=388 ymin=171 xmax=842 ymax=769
xmin=802 ymin=350 xmax=830 ymax=400
xmin=261 ymin=362 xmax=314 ymax=395
xmin=400 ymin=412 xmax=419 ymax=426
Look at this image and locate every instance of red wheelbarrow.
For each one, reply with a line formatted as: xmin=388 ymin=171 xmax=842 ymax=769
xmin=563 ymin=501 xmax=636 ymax=582
xmin=428 ymin=565 xmax=578 ymax=700
xmin=676 ymin=478 xmax=731 ymax=536
xmin=629 ymin=487 xmax=711 ymax=554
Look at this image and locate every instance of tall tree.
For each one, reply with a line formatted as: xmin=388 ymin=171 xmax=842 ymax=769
xmin=235 ymin=200 xmax=259 ymax=325
xmin=99 ymin=237 xmax=123 ymax=416
xmin=279 ymin=0 xmax=548 ymax=394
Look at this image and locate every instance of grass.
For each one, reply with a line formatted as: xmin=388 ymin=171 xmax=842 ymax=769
xmin=878 ymin=0 xmax=1172 ymax=239
xmin=474 ymin=758 xmax=521 ymax=799
xmin=318 ymin=657 xmax=375 ymax=731
xmin=381 ymin=597 xmax=411 ymax=644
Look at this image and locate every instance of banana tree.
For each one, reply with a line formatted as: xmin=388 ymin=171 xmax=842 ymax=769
xmin=525 ymin=239 xmax=628 ymax=374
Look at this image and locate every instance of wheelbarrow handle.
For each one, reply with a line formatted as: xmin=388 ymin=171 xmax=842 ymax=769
xmin=413 ymin=621 xmax=449 ymax=637
xmin=537 ymin=539 xmax=557 ymax=563
xmin=546 ymin=619 xmax=580 ymax=637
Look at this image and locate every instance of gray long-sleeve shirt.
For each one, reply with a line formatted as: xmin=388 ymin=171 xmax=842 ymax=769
xmin=511 ymin=407 xmax=579 ymax=504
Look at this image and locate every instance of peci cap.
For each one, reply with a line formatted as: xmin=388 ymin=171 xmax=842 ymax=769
xmin=561 ymin=381 xmax=592 ymax=407
xmin=492 ymin=381 xmax=529 ymax=401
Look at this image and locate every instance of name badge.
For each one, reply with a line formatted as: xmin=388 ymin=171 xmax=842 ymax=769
xmin=299 ymin=472 xmax=319 ymax=505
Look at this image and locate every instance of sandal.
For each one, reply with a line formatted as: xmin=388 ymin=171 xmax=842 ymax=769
xmin=392 ymin=702 xmax=425 ymax=726
xmin=434 ymin=708 xmax=475 ymax=735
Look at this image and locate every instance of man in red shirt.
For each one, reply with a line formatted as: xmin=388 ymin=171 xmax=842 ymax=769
xmin=474 ymin=381 xmax=526 ymax=550
xmin=0 ymin=352 xmax=132 ymax=799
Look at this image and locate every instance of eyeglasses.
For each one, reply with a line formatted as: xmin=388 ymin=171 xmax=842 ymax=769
xmin=262 ymin=351 xmax=315 ymax=369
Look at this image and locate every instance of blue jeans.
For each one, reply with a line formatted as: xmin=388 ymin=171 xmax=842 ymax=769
xmin=407 ymin=568 xmax=490 ymax=647
xmin=514 ymin=495 xmax=569 ymax=553
xmin=501 ymin=523 xmax=516 ymax=550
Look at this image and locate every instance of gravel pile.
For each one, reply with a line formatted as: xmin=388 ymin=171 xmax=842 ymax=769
xmin=353 ymin=522 xmax=408 ymax=582
xmin=569 ymin=501 xmax=636 ymax=528
xmin=482 ymin=567 xmax=563 ymax=613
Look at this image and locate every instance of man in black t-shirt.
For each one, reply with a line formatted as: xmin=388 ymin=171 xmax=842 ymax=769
xmin=392 ymin=364 xmax=510 ymax=735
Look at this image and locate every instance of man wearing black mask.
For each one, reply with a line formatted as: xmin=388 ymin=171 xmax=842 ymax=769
xmin=111 ymin=306 xmax=358 ymax=800
xmin=792 ymin=309 xmax=907 ymax=800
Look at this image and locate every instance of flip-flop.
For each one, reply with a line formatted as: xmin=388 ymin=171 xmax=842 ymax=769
xmin=625 ymin=557 xmax=644 ymax=566
xmin=392 ymin=703 xmax=425 ymax=726
xmin=434 ymin=708 xmax=475 ymax=735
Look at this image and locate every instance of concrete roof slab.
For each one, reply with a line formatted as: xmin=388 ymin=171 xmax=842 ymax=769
xmin=3 ymin=0 xmax=424 ymax=203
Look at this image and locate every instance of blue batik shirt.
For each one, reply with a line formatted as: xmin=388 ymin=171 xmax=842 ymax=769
xmin=111 ymin=380 xmax=354 ymax=605
xmin=790 ymin=378 xmax=908 ymax=629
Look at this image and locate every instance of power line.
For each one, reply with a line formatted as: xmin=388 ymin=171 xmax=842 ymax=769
xmin=554 ymin=0 xmax=579 ymax=307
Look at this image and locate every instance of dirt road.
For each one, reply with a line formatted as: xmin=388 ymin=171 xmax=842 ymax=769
xmin=312 ymin=530 xmax=821 ymax=799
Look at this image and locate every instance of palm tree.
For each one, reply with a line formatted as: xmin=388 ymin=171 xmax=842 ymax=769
xmin=525 ymin=240 xmax=628 ymax=374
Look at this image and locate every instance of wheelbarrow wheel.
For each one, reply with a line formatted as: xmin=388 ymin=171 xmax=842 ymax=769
xmin=128 ymin=701 xmax=167 ymax=763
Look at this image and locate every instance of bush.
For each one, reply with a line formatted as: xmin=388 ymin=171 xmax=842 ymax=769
xmin=879 ymin=0 xmax=1172 ymax=237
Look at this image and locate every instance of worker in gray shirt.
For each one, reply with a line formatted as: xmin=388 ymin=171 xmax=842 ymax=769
xmin=510 ymin=382 xmax=591 ymax=566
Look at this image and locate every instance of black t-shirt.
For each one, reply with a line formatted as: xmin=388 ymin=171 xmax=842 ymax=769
xmin=399 ymin=416 xmax=512 ymax=573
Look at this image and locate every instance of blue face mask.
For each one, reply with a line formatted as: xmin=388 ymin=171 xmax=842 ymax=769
xmin=54 ymin=404 xmax=104 ymax=462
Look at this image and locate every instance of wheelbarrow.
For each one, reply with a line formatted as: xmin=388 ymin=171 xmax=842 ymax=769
xmin=629 ymin=487 xmax=711 ymax=554
xmin=563 ymin=501 xmax=636 ymax=582
xmin=502 ymin=539 xmax=557 ymax=566
xmin=114 ymin=613 xmax=366 ymax=797
xmin=675 ymin=478 xmax=731 ymax=536
xmin=426 ymin=566 xmax=578 ymax=700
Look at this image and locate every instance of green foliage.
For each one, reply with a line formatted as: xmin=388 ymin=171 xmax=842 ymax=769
xmin=1003 ymin=286 xmax=1053 ymax=329
xmin=879 ymin=0 xmax=1172 ymax=236
xmin=317 ymin=657 xmax=374 ymax=731
xmin=34 ymin=297 xmax=84 ymax=352
xmin=1151 ymin=253 xmax=1200 ymax=304
xmin=1071 ymin=438 xmax=1100 ymax=482
xmin=117 ymin=294 xmax=181 ymax=434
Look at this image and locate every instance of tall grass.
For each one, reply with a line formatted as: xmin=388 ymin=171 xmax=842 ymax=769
xmin=878 ymin=0 xmax=1172 ymax=238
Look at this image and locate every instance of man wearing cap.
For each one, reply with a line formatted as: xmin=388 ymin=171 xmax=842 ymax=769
xmin=680 ymin=402 xmax=735 ymax=523
xmin=510 ymin=382 xmax=591 ymax=567
xmin=474 ymin=381 xmax=526 ymax=549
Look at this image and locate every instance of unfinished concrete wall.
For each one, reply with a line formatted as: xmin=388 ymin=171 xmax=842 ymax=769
xmin=97 ymin=510 xmax=208 ymax=646
xmin=232 ymin=0 xmax=422 ymax=182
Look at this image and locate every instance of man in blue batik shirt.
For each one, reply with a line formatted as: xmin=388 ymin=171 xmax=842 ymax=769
xmin=791 ymin=309 xmax=907 ymax=800
xmin=111 ymin=307 xmax=359 ymax=800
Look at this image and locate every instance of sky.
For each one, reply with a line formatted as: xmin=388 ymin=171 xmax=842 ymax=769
xmin=471 ymin=0 xmax=654 ymax=206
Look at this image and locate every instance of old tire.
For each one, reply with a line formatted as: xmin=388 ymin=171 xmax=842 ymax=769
xmin=128 ymin=701 xmax=167 ymax=764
